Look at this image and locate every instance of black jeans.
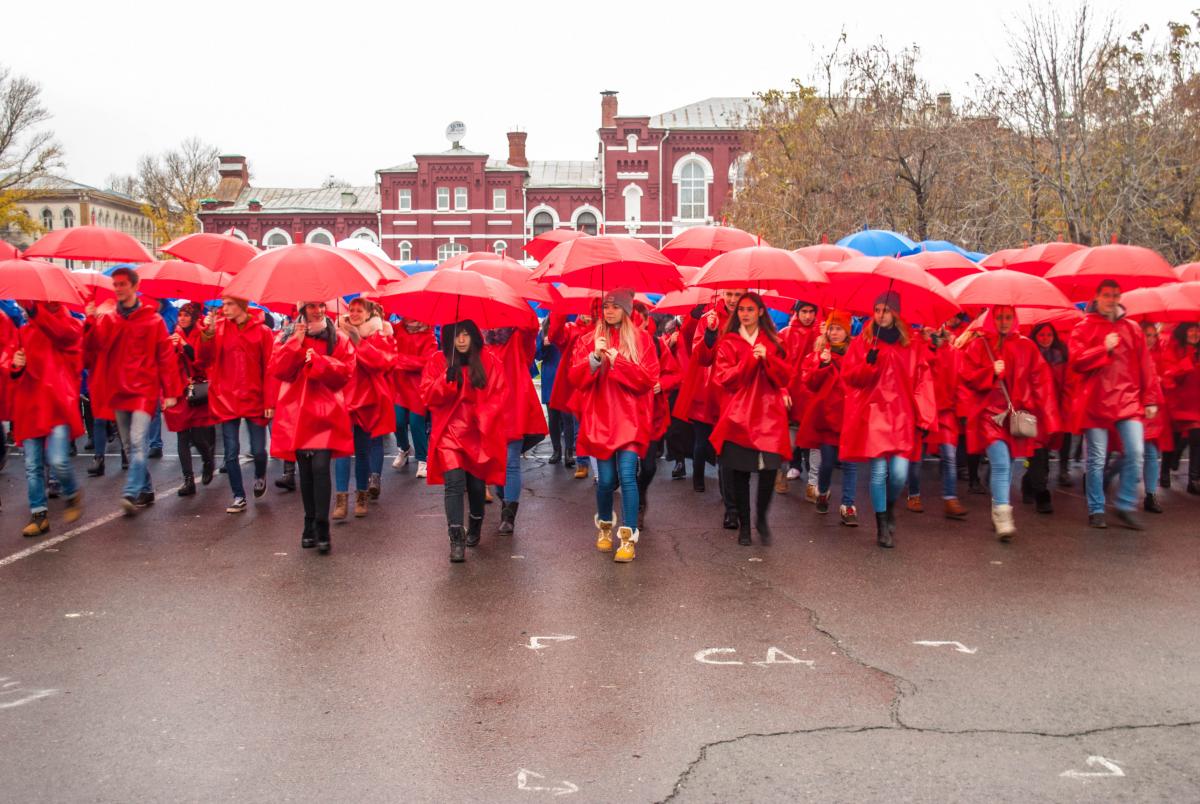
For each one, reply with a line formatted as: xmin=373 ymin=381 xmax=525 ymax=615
xmin=177 ymin=426 xmax=217 ymax=478
xmin=1026 ymin=447 xmax=1050 ymax=495
xmin=548 ymin=409 xmax=575 ymax=456
xmin=444 ymin=468 xmax=485 ymax=529
xmin=692 ymin=421 xmax=713 ymax=478
xmin=296 ymin=449 xmax=333 ymax=529
xmin=637 ymin=439 xmax=663 ymax=503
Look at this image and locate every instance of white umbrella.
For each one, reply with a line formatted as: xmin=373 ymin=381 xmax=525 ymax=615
xmin=336 ymin=237 xmax=393 ymax=263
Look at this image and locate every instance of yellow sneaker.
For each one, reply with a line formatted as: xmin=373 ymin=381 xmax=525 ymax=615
xmin=594 ymin=515 xmax=614 ymax=552
xmin=614 ymin=526 xmax=638 ymax=562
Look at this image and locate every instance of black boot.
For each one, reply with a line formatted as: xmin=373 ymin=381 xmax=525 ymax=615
xmin=875 ymin=512 xmax=894 ymax=548
xmin=87 ymin=456 xmax=105 ymax=477
xmin=671 ymin=460 xmax=686 ymax=479
xmin=755 ymin=473 xmax=775 ymax=545
xmin=301 ymin=518 xmax=316 ymax=549
xmin=1035 ymin=490 xmax=1053 ymax=514
xmin=549 ymin=448 xmax=562 ymax=464
xmin=177 ymin=475 xmax=196 ymax=497
xmin=201 ymin=460 xmax=215 ymax=486
xmin=498 ymin=502 xmax=518 ymax=536
xmin=466 ymin=514 xmax=483 ymax=547
xmin=275 ymin=468 xmax=296 ymax=492
xmin=564 ymin=450 xmax=576 ymax=469
xmin=738 ymin=519 xmax=751 ymax=546
xmin=884 ymin=501 xmax=897 ymax=545
xmin=449 ymin=525 xmax=466 ymax=562
xmin=735 ymin=473 xmax=752 ymax=545
xmin=120 ymin=448 xmax=129 ymax=470
xmin=316 ymin=521 xmax=331 ymax=554
xmin=1143 ymin=494 xmax=1163 ymax=514
xmin=693 ymin=469 xmax=706 ymax=493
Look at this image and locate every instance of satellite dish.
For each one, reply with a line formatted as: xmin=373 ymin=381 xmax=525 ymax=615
xmin=445 ymin=121 xmax=466 ymax=147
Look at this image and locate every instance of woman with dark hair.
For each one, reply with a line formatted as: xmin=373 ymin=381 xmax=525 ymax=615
xmin=268 ymin=301 xmax=356 ymax=555
xmin=569 ymin=289 xmax=660 ymax=563
xmin=1030 ymin=322 xmax=1073 ymax=490
xmin=420 ymin=321 xmax=507 ymax=563
xmin=1164 ymin=322 xmax=1200 ymax=494
xmin=709 ymin=292 xmax=792 ymax=545
xmin=166 ymin=302 xmax=217 ymax=497
xmin=839 ymin=292 xmax=936 ymax=548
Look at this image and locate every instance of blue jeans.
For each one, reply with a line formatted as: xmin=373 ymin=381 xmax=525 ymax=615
xmin=494 ymin=439 xmax=522 ymax=503
xmin=115 ymin=410 xmax=152 ymax=498
xmin=24 ymin=425 xmax=78 ymax=513
xmin=335 ymin=427 xmax=384 ymax=492
xmin=1144 ymin=442 xmax=1160 ymax=493
xmin=221 ymin=419 xmax=267 ymax=499
xmin=596 ymin=449 xmax=639 ymax=526
xmin=1085 ymin=420 xmax=1144 ymax=513
xmin=394 ymin=405 xmax=428 ymax=462
xmin=147 ymin=404 xmax=163 ymax=451
xmin=868 ymin=455 xmax=909 ymax=513
xmin=909 ymin=444 xmax=960 ymax=499
xmin=985 ymin=440 xmax=1017 ymax=506
xmin=817 ymin=444 xmax=857 ymax=506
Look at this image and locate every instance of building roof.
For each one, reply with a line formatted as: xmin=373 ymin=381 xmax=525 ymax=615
xmin=16 ymin=175 xmax=144 ymax=206
xmin=649 ymin=97 xmax=761 ymax=129
xmin=210 ymin=185 xmax=380 ymax=215
xmin=526 ymin=160 xmax=599 ymax=188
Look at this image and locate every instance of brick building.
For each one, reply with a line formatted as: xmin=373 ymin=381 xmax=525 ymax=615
xmin=199 ymin=92 xmax=759 ymax=264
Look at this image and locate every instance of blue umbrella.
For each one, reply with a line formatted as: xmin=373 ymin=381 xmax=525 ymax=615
xmin=836 ymin=229 xmax=919 ymax=257
xmin=917 ymin=240 xmax=970 ymax=256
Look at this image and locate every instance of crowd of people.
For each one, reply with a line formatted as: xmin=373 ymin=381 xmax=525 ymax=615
xmin=3 ymin=265 xmax=1196 ymax=563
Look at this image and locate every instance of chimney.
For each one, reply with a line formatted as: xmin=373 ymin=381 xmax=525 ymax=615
xmin=936 ymin=92 xmax=952 ymax=116
xmin=247 ymin=198 xmax=262 ymax=212
xmin=340 ymin=191 xmax=357 ymax=208
xmin=218 ymin=154 xmax=249 ymax=183
xmin=506 ymin=130 xmax=528 ymax=167
xmin=601 ymin=90 xmax=618 ymax=128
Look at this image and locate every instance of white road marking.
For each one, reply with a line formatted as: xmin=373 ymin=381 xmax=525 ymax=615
xmin=0 ymin=677 xmax=59 ymax=710
xmin=515 ymin=768 xmax=579 ymax=796
xmin=694 ymin=648 xmax=742 ymax=665
xmin=752 ymin=647 xmax=815 ymax=668
xmin=1061 ymin=756 xmax=1125 ymax=779
xmin=525 ymin=635 xmax=576 ymax=651
xmin=913 ymin=640 xmax=978 ymax=654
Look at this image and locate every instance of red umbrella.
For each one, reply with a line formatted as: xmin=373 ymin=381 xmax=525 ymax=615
xmin=1118 ymin=283 xmax=1200 ymax=323
xmin=945 ymin=269 xmax=1075 ymax=312
xmin=443 ymin=258 xmax=556 ymax=304
xmin=160 ymin=232 xmax=260 ymax=275
xmin=223 ymin=244 xmax=380 ymax=306
xmin=902 ymin=251 xmax=986 ymax=284
xmin=523 ymin=230 xmax=588 ymax=262
xmin=25 ymin=225 xmax=154 ymax=263
xmin=661 ymin=226 xmax=761 ymax=267
xmin=0 ymin=259 xmax=85 ymax=305
xmin=653 ymin=285 xmax=719 ymax=315
xmin=371 ymin=269 xmax=536 ymax=329
xmin=822 ymin=256 xmax=960 ymax=325
xmin=794 ymin=244 xmax=862 ymax=263
xmin=0 ymin=242 xmax=19 ymax=260
xmin=1017 ymin=306 xmax=1083 ymax=335
xmin=339 ymin=249 xmax=408 ymax=285
xmin=68 ymin=270 xmax=116 ymax=303
xmin=134 ymin=260 xmax=229 ymax=302
xmin=531 ymin=235 xmax=683 ymax=293
xmin=1176 ymin=262 xmax=1200 ymax=282
xmin=550 ymin=287 xmax=655 ymax=316
xmin=1044 ymin=245 xmax=1178 ymax=301
xmin=688 ymin=246 xmax=828 ymax=300
xmin=979 ymin=248 xmax=1025 ymax=269
xmin=438 ymin=251 xmax=526 ymax=271
xmin=995 ymin=242 xmax=1087 ymax=276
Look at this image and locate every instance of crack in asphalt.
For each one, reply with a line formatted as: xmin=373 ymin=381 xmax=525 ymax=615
xmin=657 ymin=720 xmax=1200 ymax=802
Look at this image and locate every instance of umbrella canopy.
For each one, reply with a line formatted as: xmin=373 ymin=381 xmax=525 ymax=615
xmin=0 ymin=259 xmax=86 ymax=305
xmin=442 ymin=258 xmax=556 ymax=303
xmin=160 ymin=232 xmax=260 ymax=274
xmin=979 ymin=248 xmax=1025 ymax=269
xmin=550 ymin=287 xmax=655 ymax=316
xmin=25 ymin=225 xmax=154 ymax=263
xmin=223 ymin=244 xmax=381 ymax=306
xmin=133 ymin=260 xmax=230 ymax=302
xmin=68 ymin=270 xmax=116 ymax=303
xmin=439 ymin=251 xmax=525 ymax=271
xmin=339 ymin=249 xmax=408 ymax=285
xmin=660 ymin=226 xmax=761 ymax=267
xmin=794 ymin=244 xmax=862 ymax=263
xmin=1176 ymin=262 xmax=1200 ymax=282
xmin=902 ymin=251 xmax=986 ymax=285
xmin=1118 ymin=283 xmax=1200 ymax=323
xmin=334 ymin=237 xmax=392 ymax=262
xmin=916 ymin=239 xmax=973 ymax=256
xmin=1044 ymin=245 xmax=1179 ymax=301
xmin=522 ymin=229 xmax=588 ymax=262
xmin=0 ymin=242 xmax=19 ymax=260
xmin=688 ymin=246 xmax=828 ymax=300
xmin=835 ymin=229 xmax=919 ymax=257
xmin=371 ymin=268 xmax=536 ymax=329
xmin=822 ymin=256 xmax=960 ymax=325
xmin=531 ymin=235 xmax=683 ymax=293
xmin=994 ymin=242 xmax=1088 ymax=276
xmin=651 ymin=285 xmax=719 ymax=315
xmin=945 ymin=269 xmax=1075 ymax=312
xmin=1017 ymin=306 xmax=1084 ymax=335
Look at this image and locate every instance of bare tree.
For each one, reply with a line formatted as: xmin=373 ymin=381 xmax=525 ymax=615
xmin=0 ymin=65 xmax=63 ymax=237
xmin=134 ymin=137 xmax=219 ymax=243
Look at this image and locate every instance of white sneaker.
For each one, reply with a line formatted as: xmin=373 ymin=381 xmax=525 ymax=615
xmin=392 ymin=449 xmax=409 ymax=470
xmin=786 ymin=467 xmax=801 ymax=481
xmin=415 ymin=460 xmax=427 ymax=478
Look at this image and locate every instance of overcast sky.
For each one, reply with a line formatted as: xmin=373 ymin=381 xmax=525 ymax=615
xmin=6 ymin=0 xmax=1194 ymax=189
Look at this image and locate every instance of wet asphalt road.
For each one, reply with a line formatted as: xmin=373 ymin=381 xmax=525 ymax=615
xmin=0 ymin=446 xmax=1198 ymax=803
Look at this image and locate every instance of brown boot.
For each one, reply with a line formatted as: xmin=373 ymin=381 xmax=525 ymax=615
xmin=354 ymin=490 xmax=369 ymax=518
xmin=943 ymin=498 xmax=968 ymax=519
xmin=906 ymin=495 xmax=924 ymax=513
xmin=332 ymin=492 xmax=349 ymax=520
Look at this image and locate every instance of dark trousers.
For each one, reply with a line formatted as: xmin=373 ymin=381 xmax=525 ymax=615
xmin=730 ymin=468 xmax=777 ymax=523
xmin=637 ymin=439 xmax=663 ymax=503
xmin=444 ymin=468 xmax=485 ymax=529
xmin=297 ymin=449 xmax=332 ymax=530
xmin=221 ymin=419 xmax=267 ymax=499
xmin=1026 ymin=446 xmax=1051 ymax=495
xmin=548 ymin=409 xmax=575 ymax=456
xmin=692 ymin=421 xmax=713 ymax=479
xmin=177 ymin=426 xmax=216 ymax=478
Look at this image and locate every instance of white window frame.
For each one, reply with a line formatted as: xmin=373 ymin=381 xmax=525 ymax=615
xmin=527 ymin=204 xmax=560 ymax=237
xmin=398 ymin=240 xmax=413 ymax=262
xmin=436 ymin=187 xmax=450 ymax=211
xmin=224 ymin=228 xmax=250 ymax=242
xmin=437 ymin=241 xmax=468 ymax=263
xmin=672 ymin=153 xmax=715 ymax=223
xmin=571 ymin=204 xmax=603 ymax=234
xmin=41 ymin=208 xmax=53 ymax=230
xmin=627 ymin=133 xmax=638 ymax=153
xmin=492 ymin=188 xmax=506 ymax=211
xmin=305 ymin=227 xmax=335 ymax=246
xmin=493 ymin=240 xmax=508 ymax=256
xmin=397 ymin=188 xmax=412 ymax=211
xmin=349 ymin=227 xmax=378 ymax=244
xmin=454 ymin=187 xmax=468 ymax=211
xmin=262 ymin=227 xmax=293 ymax=248
xmin=62 ymin=208 xmax=75 ymax=228
xmin=623 ymin=184 xmax=643 ymax=223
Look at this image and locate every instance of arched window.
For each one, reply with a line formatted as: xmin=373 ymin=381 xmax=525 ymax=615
xmin=350 ymin=227 xmax=378 ymax=243
xmin=679 ymin=161 xmax=707 ymax=220
xmin=305 ymin=228 xmax=334 ymax=246
xmin=41 ymin=208 xmax=53 ymax=230
xmin=62 ymin=208 xmax=74 ymax=228
xmin=575 ymin=211 xmax=598 ymax=235
xmin=398 ymin=241 xmax=413 ymax=262
xmin=263 ymin=228 xmax=291 ymax=249
xmin=626 ymin=133 xmax=638 ymax=153
xmin=532 ymin=211 xmax=554 ymax=236
xmin=224 ymin=228 xmax=250 ymax=242
xmin=493 ymin=240 xmax=508 ymax=256
xmin=623 ymin=185 xmax=643 ymax=223
xmin=437 ymin=241 xmax=467 ymax=263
